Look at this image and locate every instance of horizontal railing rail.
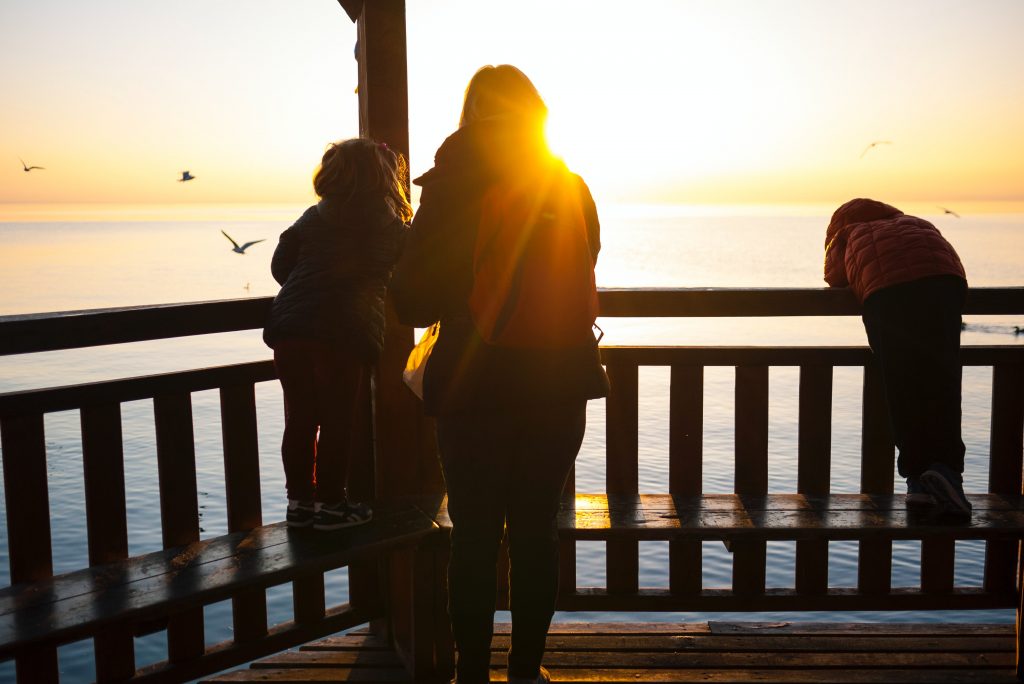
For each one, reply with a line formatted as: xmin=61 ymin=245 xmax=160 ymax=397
xmin=2 ymin=287 xmax=1022 ymax=356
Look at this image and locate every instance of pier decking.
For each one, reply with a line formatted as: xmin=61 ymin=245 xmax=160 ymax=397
xmin=205 ymin=622 xmax=1019 ymax=683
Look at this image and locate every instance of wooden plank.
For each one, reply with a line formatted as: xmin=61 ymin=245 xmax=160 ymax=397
xmin=606 ymin=362 xmax=639 ymax=595
xmin=0 ymin=414 xmax=58 ymax=684
xmin=587 ymin=345 xmax=1023 ymax=369
xmin=594 ymin=286 xmax=1024 ymax=318
xmin=796 ymin=365 xmax=832 ymax=596
xmin=557 ymin=587 xmax=1016 ymax=613
xmin=0 ymin=298 xmax=272 ymax=356
xmin=0 ymin=361 xmax=276 ymax=418
xmin=1 ymin=288 xmax=1019 ymax=358
xmin=154 ymin=391 xmax=205 ymax=661
xmin=293 ymin=573 xmax=326 ymax=626
xmin=921 ymin=536 xmax=955 ymax=594
xmin=130 ymin=604 xmax=367 ymax=684
xmin=670 ymin=364 xmax=703 ymax=495
xmin=734 ymin=366 xmax=768 ymax=596
xmin=859 ymin=363 xmax=894 ymax=596
xmin=986 ymin=363 xmax=1024 ymax=598
xmin=220 ymin=383 xmax=268 ymax=644
xmin=81 ymin=403 xmax=136 ymax=681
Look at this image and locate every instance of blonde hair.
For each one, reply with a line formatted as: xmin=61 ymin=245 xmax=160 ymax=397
xmin=313 ymin=138 xmax=413 ymax=222
xmin=459 ymin=65 xmax=548 ymax=128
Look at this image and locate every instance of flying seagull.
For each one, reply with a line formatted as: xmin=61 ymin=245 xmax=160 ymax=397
xmin=938 ymin=206 xmax=961 ymax=218
xmin=19 ymin=157 xmax=44 ymax=172
xmin=860 ymin=140 xmax=893 ymax=159
xmin=221 ymin=230 xmax=265 ymax=254
xmin=178 ymin=171 xmax=195 ymax=182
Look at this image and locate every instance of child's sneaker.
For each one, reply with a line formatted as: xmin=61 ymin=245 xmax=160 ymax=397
xmin=905 ymin=478 xmax=935 ymax=507
xmin=286 ymin=499 xmax=317 ymax=528
xmin=313 ymin=500 xmax=373 ymax=531
xmin=920 ymin=462 xmax=972 ymax=520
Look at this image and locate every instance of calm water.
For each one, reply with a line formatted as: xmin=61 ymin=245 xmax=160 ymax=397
xmin=1 ymin=203 xmax=1022 ymax=682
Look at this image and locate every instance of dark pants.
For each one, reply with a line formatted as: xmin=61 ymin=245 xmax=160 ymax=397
xmin=274 ymin=338 xmax=366 ymax=503
xmin=861 ymin=275 xmax=966 ymax=479
xmin=437 ymin=402 xmax=586 ymax=684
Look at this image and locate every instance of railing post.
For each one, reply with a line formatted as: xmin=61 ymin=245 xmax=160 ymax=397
xmin=353 ymin=0 xmax=447 ymax=678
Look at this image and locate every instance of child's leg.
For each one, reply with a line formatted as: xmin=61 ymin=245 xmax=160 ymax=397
xmin=311 ymin=348 xmax=368 ymax=504
xmin=274 ymin=341 xmax=319 ymax=502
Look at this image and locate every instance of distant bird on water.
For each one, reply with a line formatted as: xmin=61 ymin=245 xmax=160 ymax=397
xmin=178 ymin=171 xmax=195 ymax=182
xmin=222 ymin=230 xmax=265 ymax=254
xmin=860 ymin=140 xmax=893 ymax=159
xmin=938 ymin=206 xmax=961 ymax=218
xmin=19 ymin=157 xmax=44 ymax=172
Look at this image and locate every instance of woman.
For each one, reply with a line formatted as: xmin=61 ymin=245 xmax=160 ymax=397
xmin=391 ymin=65 xmax=608 ymax=684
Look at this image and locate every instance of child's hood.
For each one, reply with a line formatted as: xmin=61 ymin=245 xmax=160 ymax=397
xmin=826 ymin=198 xmax=903 ymax=246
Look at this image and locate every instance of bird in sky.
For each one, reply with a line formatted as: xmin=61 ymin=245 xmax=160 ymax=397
xmin=178 ymin=171 xmax=195 ymax=182
xmin=860 ymin=140 xmax=893 ymax=159
xmin=222 ymin=230 xmax=265 ymax=254
xmin=19 ymin=157 xmax=44 ymax=172
xmin=938 ymin=206 xmax=961 ymax=218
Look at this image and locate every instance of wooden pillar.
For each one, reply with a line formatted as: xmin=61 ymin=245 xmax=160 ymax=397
xmin=346 ymin=0 xmax=446 ymax=677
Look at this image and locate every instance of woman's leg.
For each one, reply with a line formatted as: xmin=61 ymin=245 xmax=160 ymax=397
xmin=505 ymin=402 xmax=586 ymax=679
xmin=273 ymin=341 xmax=319 ymax=502
xmin=437 ymin=414 xmax=513 ymax=684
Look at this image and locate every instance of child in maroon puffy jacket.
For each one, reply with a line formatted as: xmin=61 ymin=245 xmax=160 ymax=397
xmin=824 ymin=198 xmax=970 ymax=518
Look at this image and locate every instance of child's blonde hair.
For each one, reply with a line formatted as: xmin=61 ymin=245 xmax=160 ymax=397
xmin=313 ymin=138 xmax=413 ymax=223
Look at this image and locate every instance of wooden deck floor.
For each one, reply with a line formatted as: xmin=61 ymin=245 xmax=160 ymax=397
xmin=202 ymin=622 xmax=1018 ymax=683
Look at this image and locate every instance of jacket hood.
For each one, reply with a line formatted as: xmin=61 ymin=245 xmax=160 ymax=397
xmin=826 ymin=198 xmax=903 ymax=245
xmin=414 ymin=116 xmax=551 ymax=188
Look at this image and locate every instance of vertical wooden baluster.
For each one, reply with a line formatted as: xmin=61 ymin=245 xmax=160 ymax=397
xmin=986 ymin=364 xmax=1024 ymax=597
xmin=921 ymin=535 xmax=956 ymax=593
xmin=293 ymin=572 xmax=327 ymax=625
xmin=153 ymin=392 xmax=205 ymax=662
xmin=219 ymin=384 xmax=268 ymax=644
xmin=1 ymin=414 xmax=58 ymax=684
xmin=858 ymin=363 xmax=895 ymax=595
xmin=733 ymin=366 xmax=769 ymax=596
xmin=796 ymin=365 xmax=832 ymax=596
xmin=348 ymin=371 xmax=383 ymax=617
xmin=982 ymin=363 xmax=1024 ymax=676
xmin=605 ymin=362 xmax=639 ymax=595
xmin=81 ymin=403 xmax=135 ymax=681
xmin=669 ymin=364 xmax=702 ymax=595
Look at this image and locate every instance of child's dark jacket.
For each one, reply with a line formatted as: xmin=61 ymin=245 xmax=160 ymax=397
xmin=263 ymin=198 xmax=407 ymax=361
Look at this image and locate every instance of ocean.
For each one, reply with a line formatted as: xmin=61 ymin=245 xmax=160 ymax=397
xmin=1 ymin=202 xmax=1022 ymax=682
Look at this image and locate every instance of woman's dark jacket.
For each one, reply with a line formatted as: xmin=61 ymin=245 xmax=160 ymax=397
xmin=263 ymin=198 xmax=407 ymax=362
xmin=390 ymin=117 xmax=610 ymax=416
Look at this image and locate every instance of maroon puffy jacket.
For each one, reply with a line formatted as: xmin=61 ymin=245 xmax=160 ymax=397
xmin=823 ymin=198 xmax=966 ymax=302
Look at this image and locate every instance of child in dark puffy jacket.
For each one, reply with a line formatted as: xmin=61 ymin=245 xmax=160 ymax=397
xmin=824 ymin=198 xmax=970 ymax=518
xmin=263 ymin=139 xmax=410 ymax=530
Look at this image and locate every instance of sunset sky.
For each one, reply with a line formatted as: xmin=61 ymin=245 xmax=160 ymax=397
xmin=2 ymin=0 xmax=1022 ymax=211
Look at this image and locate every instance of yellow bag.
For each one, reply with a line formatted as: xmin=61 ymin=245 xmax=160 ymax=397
xmin=403 ymin=322 xmax=439 ymax=400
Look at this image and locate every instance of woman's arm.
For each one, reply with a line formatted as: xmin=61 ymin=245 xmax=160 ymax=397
xmin=823 ymin=233 xmax=849 ymax=287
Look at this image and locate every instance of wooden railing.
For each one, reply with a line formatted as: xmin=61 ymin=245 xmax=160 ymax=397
xmin=1 ymin=288 xmax=1023 ymax=683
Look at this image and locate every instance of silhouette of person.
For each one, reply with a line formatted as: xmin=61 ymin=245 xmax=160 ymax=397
xmin=825 ymin=198 xmax=970 ymax=518
xmin=264 ymin=139 xmax=410 ymax=530
xmin=391 ymin=65 xmax=609 ymax=683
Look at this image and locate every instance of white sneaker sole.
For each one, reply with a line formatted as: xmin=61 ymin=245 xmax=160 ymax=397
xmin=313 ymin=512 xmax=373 ymax=531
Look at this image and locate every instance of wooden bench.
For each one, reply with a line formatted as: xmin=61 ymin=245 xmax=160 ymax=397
xmin=0 ymin=507 xmax=436 ymax=662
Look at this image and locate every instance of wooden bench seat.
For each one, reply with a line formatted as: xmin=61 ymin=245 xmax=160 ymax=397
xmin=431 ymin=493 xmax=1024 ymax=541
xmin=0 ymin=504 xmax=436 ymax=658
